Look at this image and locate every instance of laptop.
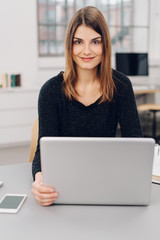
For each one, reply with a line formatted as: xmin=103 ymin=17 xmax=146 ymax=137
xmin=40 ymin=137 xmax=155 ymax=206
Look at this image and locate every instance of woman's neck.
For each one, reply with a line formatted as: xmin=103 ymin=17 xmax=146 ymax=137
xmin=76 ymin=67 xmax=99 ymax=86
xmin=74 ymin=67 xmax=101 ymax=105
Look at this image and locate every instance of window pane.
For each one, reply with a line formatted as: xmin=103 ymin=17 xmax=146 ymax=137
xmin=110 ymin=26 xmax=149 ymax=53
xmin=109 ymin=3 xmax=120 ymax=26
xmin=110 ymin=26 xmax=131 ymax=53
xmin=39 ymin=25 xmax=48 ymax=55
xmin=48 ymin=0 xmax=65 ymax=3
xmin=133 ymin=0 xmax=149 ymax=27
xmin=49 ymin=0 xmax=64 ymax=3
xmin=84 ymin=0 xmax=97 ymax=6
xmin=49 ymin=41 xmax=56 ymax=55
xmin=132 ymin=28 xmax=148 ymax=52
xmin=56 ymin=26 xmax=66 ymax=41
xmin=38 ymin=0 xmax=46 ymax=3
xmin=48 ymin=4 xmax=56 ymax=23
xmin=48 ymin=26 xmax=65 ymax=55
xmin=102 ymin=0 xmax=133 ymax=27
xmin=48 ymin=0 xmax=55 ymax=4
xmin=39 ymin=41 xmax=48 ymax=55
xmin=122 ymin=2 xmax=132 ymax=27
xmin=76 ymin=1 xmax=84 ymax=11
xmin=39 ymin=25 xmax=48 ymax=41
xmin=38 ymin=0 xmax=47 ymax=24
xmin=68 ymin=0 xmax=76 ymax=22
xmin=55 ymin=3 xmax=66 ymax=24
xmin=49 ymin=26 xmax=56 ymax=41
xmin=101 ymin=4 xmax=110 ymax=25
xmin=48 ymin=26 xmax=65 ymax=41
xmin=49 ymin=41 xmax=64 ymax=55
xmin=48 ymin=0 xmax=66 ymax=24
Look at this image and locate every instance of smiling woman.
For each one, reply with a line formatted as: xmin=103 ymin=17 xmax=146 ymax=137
xmin=72 ymin=25 xmax=103 ymax=71
xmin=32 ymin=6 xmax=142 ymax=206
xmin=64 ymin=6 xmax=113 ymax=103
xmin=71 ymin=25 xmax=103 ymax=105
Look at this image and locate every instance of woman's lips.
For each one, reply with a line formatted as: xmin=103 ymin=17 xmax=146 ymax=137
xmin=80 ymin=57 xmax=95 ymax=62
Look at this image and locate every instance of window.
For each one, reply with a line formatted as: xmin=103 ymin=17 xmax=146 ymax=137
xmin=37 ymin=0 xmax=149 ymax=57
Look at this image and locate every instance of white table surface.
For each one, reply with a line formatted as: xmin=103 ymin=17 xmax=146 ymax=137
xmin=0 ymin=163 xmax=160 ymax=240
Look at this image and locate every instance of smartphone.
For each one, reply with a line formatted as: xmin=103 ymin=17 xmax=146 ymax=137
xmin=0 ymin=194 xmax=27 ymax=213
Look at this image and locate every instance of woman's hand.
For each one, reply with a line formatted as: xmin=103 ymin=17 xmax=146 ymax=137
xmin=32 ymin=172 xmax=58 ymax=206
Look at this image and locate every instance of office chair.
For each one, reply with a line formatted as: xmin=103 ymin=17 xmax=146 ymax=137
xmin=138 ymin=104 xmax=160 ymax=143
xmin=29 ymin=118 xmax=38 ymax=162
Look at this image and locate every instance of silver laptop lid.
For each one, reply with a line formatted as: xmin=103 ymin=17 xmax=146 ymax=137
xmin=40 ymin=137 xmax=155 ymax=205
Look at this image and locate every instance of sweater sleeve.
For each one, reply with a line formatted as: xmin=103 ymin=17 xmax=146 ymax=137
xmin=32 ymin=78 xmax=60 ymax=180
xmin=116 ymin=73 xmax=143 ymax=137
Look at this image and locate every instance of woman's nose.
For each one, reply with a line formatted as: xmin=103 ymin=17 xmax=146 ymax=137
xmin=83 ymin=43 xmax=91 ymax=55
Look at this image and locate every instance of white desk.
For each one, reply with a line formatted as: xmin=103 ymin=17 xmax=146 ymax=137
xmin=0 ymin=163 xmax=160 ymax=240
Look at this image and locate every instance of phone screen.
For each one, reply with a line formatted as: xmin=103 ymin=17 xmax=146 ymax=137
xmin=0 ymin=195 xmax=25 ymax=209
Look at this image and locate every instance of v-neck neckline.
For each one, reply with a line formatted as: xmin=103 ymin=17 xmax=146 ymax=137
xmin=71 ymin=96 xmax=102 ymax=110
xmin=60 ymin=71 xmax=102 ymax=110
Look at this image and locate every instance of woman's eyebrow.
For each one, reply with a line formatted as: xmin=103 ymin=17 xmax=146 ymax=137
xmin=73 ymin=37 xmax=82 ymax=40
xmin=92 ymin=37 xmax=102 ymax=40
xmin=73 ymin=36 xmax=102 ymax=40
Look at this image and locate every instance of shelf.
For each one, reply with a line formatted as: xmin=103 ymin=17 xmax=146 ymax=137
xmin=0 ymin=87 xmax=39 ymax=93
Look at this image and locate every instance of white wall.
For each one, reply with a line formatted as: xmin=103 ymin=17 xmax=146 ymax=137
xmin=132 ymin=0 xmax=149 ymax=52
xmin=149 ymin=0 xmax=160 ymax=103
xmin=0 ymin=0 xmax=38 ymax=87
xmin=0 ymin=0 xmax=64 ymax=88
xmin=149 ymin=0 xmax=160 ymax=62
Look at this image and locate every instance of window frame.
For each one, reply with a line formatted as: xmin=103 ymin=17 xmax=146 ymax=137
xmin=37 ymin=0 xmax=150 ymax=69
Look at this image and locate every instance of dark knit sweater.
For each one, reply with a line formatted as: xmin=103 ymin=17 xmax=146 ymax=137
xmin=32 ymin=69 xmax=142 ymax=179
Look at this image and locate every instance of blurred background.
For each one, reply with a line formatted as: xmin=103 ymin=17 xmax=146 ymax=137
xmin=0 ymin=0 xmax=160 ymax=165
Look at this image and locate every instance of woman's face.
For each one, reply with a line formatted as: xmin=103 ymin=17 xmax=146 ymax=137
xmin=72 ymin=24 xmax=103 ymax=71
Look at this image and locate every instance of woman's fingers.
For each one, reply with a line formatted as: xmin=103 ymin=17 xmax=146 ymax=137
xmin=34 ymin=194 xmax=57 ymax=206
xmin=32 ymin=181 xmax=55 ymax=194
xmin=32 ymin=171 xmax=58 ymax=206
xmin=32 ymin=189 xmax=58 ymax=206
xmin=40 ymin=200 xmax=56 ymax=206
xmin=32 ymin=187 xmax=58 ymax=200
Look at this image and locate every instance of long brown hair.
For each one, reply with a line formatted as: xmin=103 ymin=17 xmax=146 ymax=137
xmin=63 ymin=6 xmax=115 ymax=103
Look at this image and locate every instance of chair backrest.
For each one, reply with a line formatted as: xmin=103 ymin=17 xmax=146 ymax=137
xmin=29 ymin=118 xmax=39 ymax=162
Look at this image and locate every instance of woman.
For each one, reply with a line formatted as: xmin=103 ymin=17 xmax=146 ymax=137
xmin=32 ymin=6 xmax=142 ymax=206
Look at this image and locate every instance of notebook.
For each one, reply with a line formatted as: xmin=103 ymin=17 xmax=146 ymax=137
xmin=40 ymin=137 xmax=155 ymax=206
xmin=152 ymin=144 xmax=160 ymax=184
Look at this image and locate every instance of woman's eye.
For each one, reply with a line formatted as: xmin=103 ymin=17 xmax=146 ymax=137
xmin=92 ymin=40 xmax=101 ymax=44
xmin=73 ymin=40 xmax=82 ymax=45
